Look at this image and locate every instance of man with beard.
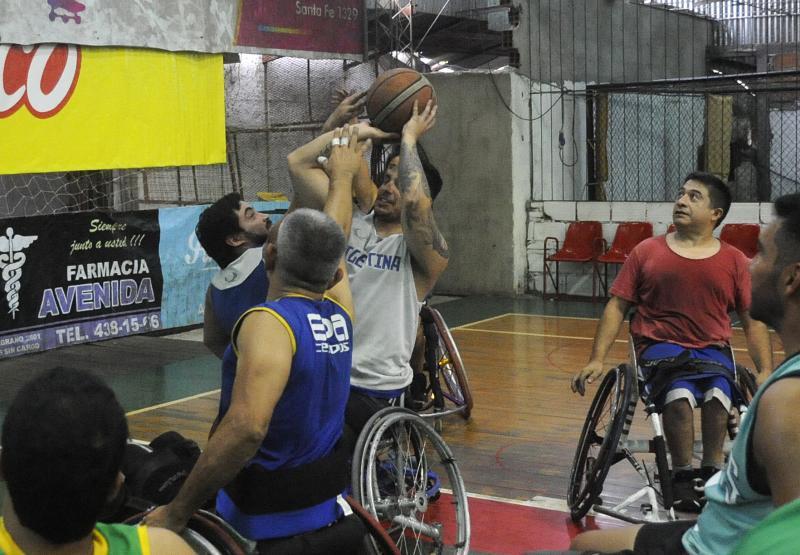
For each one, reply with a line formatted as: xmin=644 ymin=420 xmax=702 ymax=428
xmin=287 ymin=100 xmax=448 ymax=433
xmin=145 ymin=126 xmax=368 ymax=553
xmin=196 ymin=193 xmax=272 ymax=358
xmin=570 ymin=193 xmax=800 ymax=554
xmin=572 ymin=173 xmax=773 ymax=512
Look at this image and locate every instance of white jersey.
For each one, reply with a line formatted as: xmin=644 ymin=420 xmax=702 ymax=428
xmin=347 ymin=211 xmax=422 ymax=391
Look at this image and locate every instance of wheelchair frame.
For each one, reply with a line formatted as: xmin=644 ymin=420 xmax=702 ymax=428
xmin=124 ymin=500 xmax=400 ymax=555
xmin=568 ymin=340 xmax=757 ymax=523
xmin=414 ymin=305 xmax=473 ymax=431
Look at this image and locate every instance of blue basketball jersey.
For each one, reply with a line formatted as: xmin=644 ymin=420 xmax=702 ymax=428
xmin=209 ymin=248 xmax=268 ymax=335
xmin=216 ymin=294 xmax=353 ymax=540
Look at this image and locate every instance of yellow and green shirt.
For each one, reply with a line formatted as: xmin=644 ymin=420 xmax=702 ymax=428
xmin=0 ymin=519 xmax=150 ymax=555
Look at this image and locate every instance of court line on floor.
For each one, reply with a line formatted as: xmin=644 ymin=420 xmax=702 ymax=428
xmin=455 ymin=327 xmax=785 ymax=355
xmin=456 ymin=327 xmax=610 ymax=342
xmin=457 ymin=489 xmax=570 ymax=511
xmin=127 ymin=314 xmax=516 ymax=417
xmin=452 ymin=312 xmax=516 ymax=330
xmin=126 ymin=389 xmax=221 ymax=417
xmin=442 ymin=489 xmax=609 ymax=520
xmin=503 ymin=312 xmax=765 ymax=333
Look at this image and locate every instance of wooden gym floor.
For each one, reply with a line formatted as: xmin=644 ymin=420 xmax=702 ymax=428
xmin=0 ymin=295 xmax=783 ymax=552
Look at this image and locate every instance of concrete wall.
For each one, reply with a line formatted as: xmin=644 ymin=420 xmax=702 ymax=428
xmin=527 ymin=201 xmax=773 ymax=296
xmin=225 ymin=54 xmax=265 ymax=130
xmin=515 ymin=0 xmax=713 ymax=84
xmin=424 ymin=71 xmax=530 ymax=295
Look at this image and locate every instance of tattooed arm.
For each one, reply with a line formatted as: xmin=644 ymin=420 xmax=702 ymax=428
xmin=398 ymin=100 xmax=448 ymax=299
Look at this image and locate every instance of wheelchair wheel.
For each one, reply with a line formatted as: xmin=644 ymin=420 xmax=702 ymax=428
xmin=352 ymin=406 xmax=412 ymax=503
xmin=567 ymin=363 xmax=635 ymax=521
xmin=420 ymin=306 xmax=473 ymax=421
xmin=354 ymin=409 xmax=470 ymax=554
xmin=736 ymin=365 xmax=758 ymax=404
xmin=346 ymin=495 xmax=401 ymax=554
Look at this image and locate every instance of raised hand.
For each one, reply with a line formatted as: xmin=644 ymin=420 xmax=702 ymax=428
xmin=402 ymin=99 xmax=438 ymax=142
xmin=322 ymin=89 xmax=367 ymax=132
xmin=325 ymin=125 xmax=370 ymax=181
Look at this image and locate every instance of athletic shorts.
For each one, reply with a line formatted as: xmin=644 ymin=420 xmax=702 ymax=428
xmin=633 ymin=519 xmax=694 ymax=555
xmin=255 ymin=513 xmax=366 ymax=555
xmin=641 ymin=343 xmax=735 ymax=412
xmin=344 ymin=387 xmax=403 ymax=436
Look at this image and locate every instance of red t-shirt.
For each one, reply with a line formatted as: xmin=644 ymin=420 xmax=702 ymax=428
xmin=610 ymin=235 xmax=751 ymax=348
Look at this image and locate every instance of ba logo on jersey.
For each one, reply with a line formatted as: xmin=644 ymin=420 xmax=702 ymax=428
xmin=307 ymin=313 xmax=350 ymax=354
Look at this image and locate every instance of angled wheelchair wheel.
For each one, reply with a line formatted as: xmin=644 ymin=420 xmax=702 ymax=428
xmin=567 ymin=363 xmax=636 ymax=521
xmin=352 ymin=406 xmax=412 ymax=504
xmin=429 ymin=307 xmax=473 ymax=419
xmin=736 ymin=364 xmax=758 ymax=404
xmin=346 ymin=495 xmax=401 ymax=555
xmin=418 ymin=306 xmax=473 ymax=423
xmin=354 ymin=408 xmax=470 ymax=554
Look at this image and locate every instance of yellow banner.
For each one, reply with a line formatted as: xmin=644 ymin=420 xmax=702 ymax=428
xmin=0 ymin=45 xmax=225 ymax=175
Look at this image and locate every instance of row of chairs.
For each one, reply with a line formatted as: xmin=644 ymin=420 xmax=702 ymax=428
xmin=543 ymin=222 xmax=761 ymax=300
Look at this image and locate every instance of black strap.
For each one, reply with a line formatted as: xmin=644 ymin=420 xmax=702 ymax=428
xmin=640 ymin=347 xmax=736 ymax=406
xmin=224 ymin=429 xmax=353 ymax=514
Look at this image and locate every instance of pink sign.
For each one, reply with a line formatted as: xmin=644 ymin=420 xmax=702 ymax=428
xmin=236 ymin=0 xmax=363 ymax=58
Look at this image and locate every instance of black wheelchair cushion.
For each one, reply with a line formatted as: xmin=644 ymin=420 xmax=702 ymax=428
xmin=121 ymin=432 xmax=201 ymax=506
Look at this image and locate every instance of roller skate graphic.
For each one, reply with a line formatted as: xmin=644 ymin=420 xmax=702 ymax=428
xmin=47 ymin=0 xmax=86 ymax=24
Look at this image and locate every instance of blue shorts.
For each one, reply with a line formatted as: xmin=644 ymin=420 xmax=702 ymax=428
xmin=641 ymin=343 xmax=734 ymax=411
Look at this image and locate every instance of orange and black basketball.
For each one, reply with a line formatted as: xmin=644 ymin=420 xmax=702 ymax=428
xmin=366 ymin=68 xmax=436 ymax=134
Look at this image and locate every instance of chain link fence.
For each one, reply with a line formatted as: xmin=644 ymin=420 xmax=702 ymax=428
xmin=585 ymin=73 xmax=800 ymax=202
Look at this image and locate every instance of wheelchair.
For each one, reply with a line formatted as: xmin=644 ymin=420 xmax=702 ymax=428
xmin=567 ymin=341 xmax=758 ymax=523
xmin=112 ymin=433 xmax=401 ymax=555
xmin=123 ymin=500 xmax=399 ymax=555
xmin=412 ymin=305 xmax=474 ymax=432
xmin=351 ymin=406 xmax=471 ymax=554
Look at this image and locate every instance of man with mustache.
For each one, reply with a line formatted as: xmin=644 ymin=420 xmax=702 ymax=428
xmin=570 ymin=193 xmax=800 ymax=554
xmin=572 ymin=172 xmax=773 ymax=512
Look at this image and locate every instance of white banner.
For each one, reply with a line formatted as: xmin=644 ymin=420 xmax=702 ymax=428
xmin=0 ymin=0 xmax=363 ymax=59
xmin=0 ymin=0 xmax=233 ymax=52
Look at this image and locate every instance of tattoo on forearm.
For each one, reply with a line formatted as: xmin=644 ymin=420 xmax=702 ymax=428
xmin=399 ymin=140 xmax=448 ymax=259
xmin=403 ymin=206 xmax=450 ymax=260
xmin=399 ymin=141 xmax=431 ymax=199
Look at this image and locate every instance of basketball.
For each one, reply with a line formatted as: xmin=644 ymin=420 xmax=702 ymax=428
xmin=366 ymin=68 xmax=437 ymax=134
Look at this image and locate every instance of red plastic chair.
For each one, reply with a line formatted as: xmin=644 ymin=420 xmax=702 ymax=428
xmin=720 ymin=223 xmax=760 ymax=259
xmin=594 ymin=222 xmax=653 ymax=297
xmin=543 ymin=221 xmax=604 ymax=300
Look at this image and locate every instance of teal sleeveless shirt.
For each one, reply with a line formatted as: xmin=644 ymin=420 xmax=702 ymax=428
xmin=683 ymin=353 xmax=800 ymax=554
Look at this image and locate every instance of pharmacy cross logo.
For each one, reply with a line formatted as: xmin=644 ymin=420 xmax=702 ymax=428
xmin=0 ymin=228 xmax=39 ymax=319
